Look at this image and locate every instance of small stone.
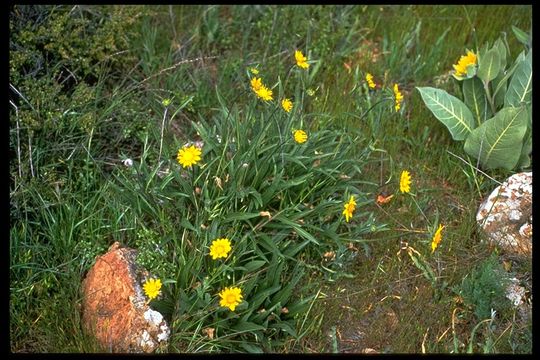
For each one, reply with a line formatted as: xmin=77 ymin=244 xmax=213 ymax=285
xmin=82 ymin=242 xmax=170 ymax=353
xmin=476 ymin=172 xmax=532 ymax=256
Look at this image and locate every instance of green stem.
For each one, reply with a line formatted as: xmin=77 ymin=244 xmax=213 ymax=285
xmin=409 ymin=193 xmax=431 ymax=227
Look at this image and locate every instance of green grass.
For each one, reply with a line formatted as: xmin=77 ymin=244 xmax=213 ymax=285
xmin=10 ymin=5 xmax=531 ymax=353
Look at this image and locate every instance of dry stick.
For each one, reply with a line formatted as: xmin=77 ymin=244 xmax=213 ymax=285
xmin=10 ymin=100 xmax=22 ymax=179
xmin=445 ymin=150 xmax=503 ymax=186
xmin=137 ymin=56 xmax=219 ymax=88
xmin=10 ymin=84 xmax=37 ymax=177
xmin=28 ymin=130 xmax=34 ymax=178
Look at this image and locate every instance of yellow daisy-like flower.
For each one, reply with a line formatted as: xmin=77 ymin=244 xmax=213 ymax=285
xmin=295 ymin=50 xmax=309 ymax=69
xmin=365 ymin=73 xmax=376 ymax=89
xmin=250 ymin=77 xmax=263 ymax=92
xmin=219 ymin=286 xmax=243 ymax=311
xmin=431 ymin=224 xmax=445 ymax=253
xmin=342 ymin=195 xmax=356 ymax=222
xmin=394 ymin=83 xmax=404 ymax=112
xmin=255 ymin=85 xmax=273 ymax=101
xmin=143 ymin=278 xmax=162 ymax=300
xmin=209 ymin=238 xmax=232 ymax=260
xmin=250 ymin=77 xmax=273 ymax=101
xmin=249 ymin=67 xmax=259 ymax=75
xmin=293 ymin=129 xmax=308 ymax=144
xmin=452 ymin=50 xmax=477 ymax=78
xmin=281 ymin=98 xmax=293 ymax=112
xmin=177 ymin=145 xmax=202 ymax=168
xmin=399 ymin=170 xmax=411 ymax=194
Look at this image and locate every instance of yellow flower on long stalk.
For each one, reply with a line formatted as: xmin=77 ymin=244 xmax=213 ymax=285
xmin=281 ymin=98 xmax=293 ymax=112
xmin=400 ymin=170 xmax=411 ymax=194
xmin=250 ymin=77 xmax=273 ymax=101
xmin=295 ymin=50 xmax=309 ymax=69
xmin=177 ymin=145 xmax=202 ymax=168
xmin=143 ymin=278 xmax=162 ymax=300
xmin=218 ymin=286 xmax=243 ymax=311
xmin=293 ymin=129 xmax=308 ymax=144
xmin=256 ymin=86 xmax=273 ymax=101
xmin=209 ymin=238 xmax=232 ymax=260
xmin=452 ymin=50 xmax=477 ymax=78
xmin=342 ymin=195 xmax=356 ymax=222
xmin=365 ymin=73 xmax=376 ymax=89
xmin=431 ymin=224 xmax=445 ymax=253
xmin=250 ymin=77 xmax=263 ymax=92
xmin=394 ymin=83 xmax=403 ymax=112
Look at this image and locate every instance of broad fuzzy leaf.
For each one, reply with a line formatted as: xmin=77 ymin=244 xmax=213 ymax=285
xmin=464 ymin=107 xmax=528 ymax=170
xmin=478 ymin=48 xmax=501 ymax=83
xmin=462 ymin=77 xmax=490 ymax=126
xmin=416 ymin=87 xmax=475 ymax=140
xmin=505 ymin=55 xmax=532 ymax=107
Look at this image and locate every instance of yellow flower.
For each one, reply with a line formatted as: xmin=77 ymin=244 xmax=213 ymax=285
xmin=209 ymin=238 xmax=232 ymax=260
xmin=295 ymin=50 xmax=309 ymax=69
xmin=251 ymin=77 xmax=263 ymax=92
xmin=365 ymin=73 xmax=376 ymax=89
xmin=250 ymin=77 xmax=273 ymax=101
xmin=453 ymin=50 xmax=477 ymax=78
xmin=342 ymin=195 xmax=356 ymax=222
xmin=177 ymin=145 xmax=202 ymax=168
xmin=431 ymin=224 xmax=445 ymax=253
xmin=393 ymin=83 xmax=403 ymax=112
xmin=255 ymin=85 xmax=273 ymax=101
xmin=282 ymin=98 xmax=293 ymax=112
xmin=143 ymin=278 xmax=162 ymax=300
xmin=399 ymin=170 xmax=411 ymax=194
xmin=249 ymin=67 xmax=259 ymax=75
xmin=293 ymin=129 xmax=308 ymax=144
xmin=219 ymin=286 xmax=243 ymax=311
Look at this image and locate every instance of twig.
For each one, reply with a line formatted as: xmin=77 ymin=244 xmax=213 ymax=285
xmin=137 ymin=56 xmax=219 ymax=87
xmin=28 ymin=129 xmax=34 ymax=178
xmin=421 ymin=327 xmax=430 ymax=353
xmin=10 ymin=83 xmax=36 ymax=113
xmin=446 ymin=150 xmax=503 ymax=186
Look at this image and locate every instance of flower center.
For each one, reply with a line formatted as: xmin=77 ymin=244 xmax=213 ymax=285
xmin=227 ymin=294 xmax=237 ymax=304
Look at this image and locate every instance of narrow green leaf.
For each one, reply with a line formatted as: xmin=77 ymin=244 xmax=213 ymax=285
xmin=223 ymin=212 xmax=260 ymax=223
xmin=477 ymin=48 xmax=501 ymax=83
xmin=231 ymin=321 xmax=267 ymax=333
xmin=462 ymin=77 xmax=490 ymax=126
xmin=270 ymin=322 xmax=298 ymax=337
xmin=249 ymin=285 xmax=281 ymax=309
xmin=464 ymin=107 xmax=528 ymax=170
xmin=416 ymin=87 xmax=475 ymax=141
xmin=504 ymin=56 xmax=532 ymax=107
xmin=243 ymin=260 xmax=267 ymax=272
xmin=239 ymin=343 xmax=264 ymax=353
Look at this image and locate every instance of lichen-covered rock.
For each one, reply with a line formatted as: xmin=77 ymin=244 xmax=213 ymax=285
xmin=476 ymin=172 xmax=532 ymax=256
xmin=82 ymin=242 xmax=170 ymax=353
